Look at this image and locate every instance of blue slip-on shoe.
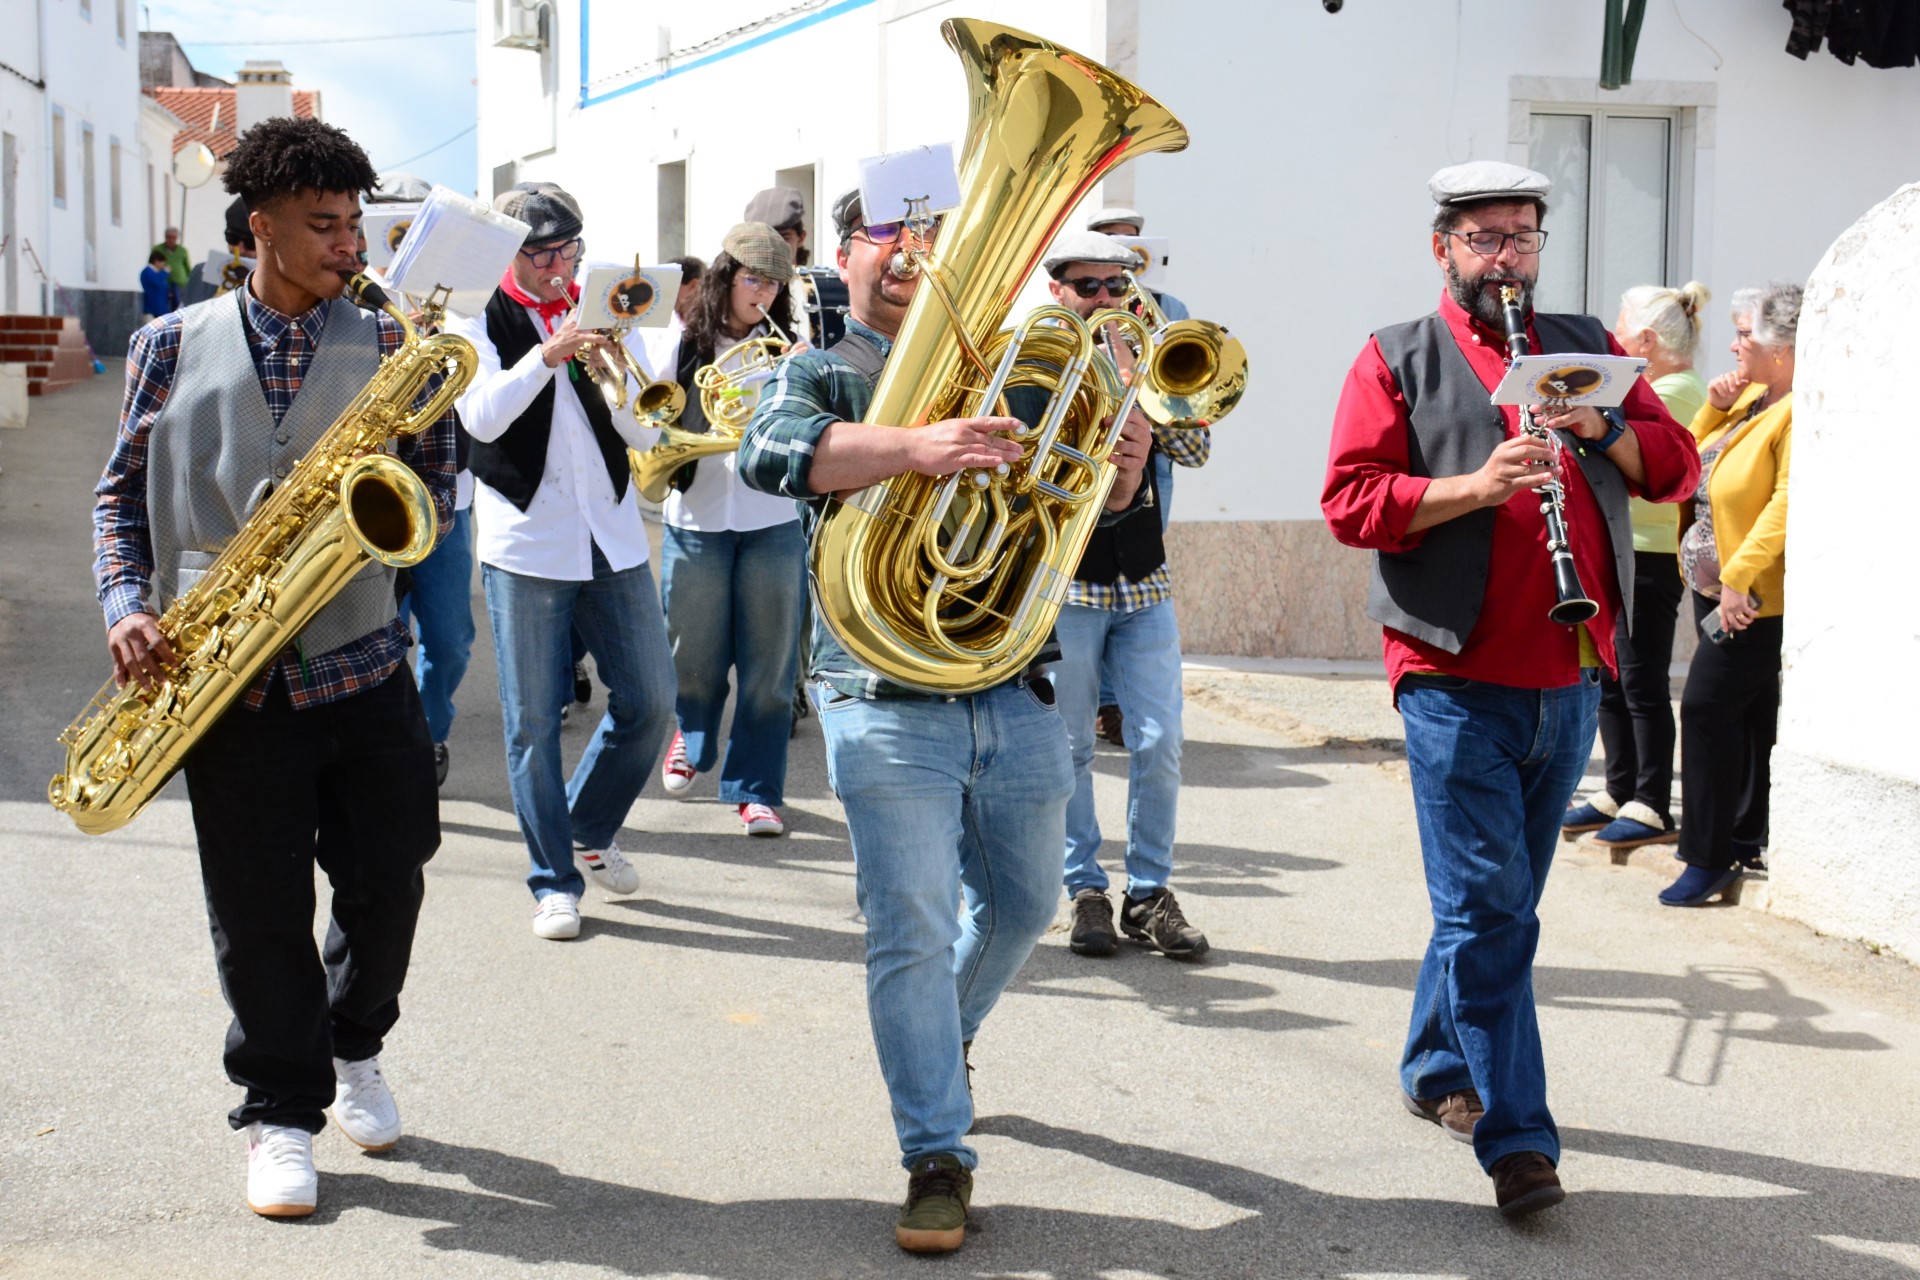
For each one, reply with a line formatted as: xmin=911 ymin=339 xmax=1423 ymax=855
xmin=1593 ymin=802 xmax=1679 ymax=849
xmin=1562 ymin=795 xmax=1618 ymax=834
xmin=1658 ymin=865 xmax=1742 ymax=907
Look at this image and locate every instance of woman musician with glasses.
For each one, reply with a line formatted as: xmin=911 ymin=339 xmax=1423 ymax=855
xmin=654 ymin=223 xmax=808 ymax=838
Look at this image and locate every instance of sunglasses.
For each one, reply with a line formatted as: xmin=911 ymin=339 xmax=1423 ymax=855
xmin=518 ymin=237 xmax=584 ymax=269
xmin=1061 ymin=275 xmax=1132 ymax=299
xmin=852 ymin=217 xmax=944 ymax=245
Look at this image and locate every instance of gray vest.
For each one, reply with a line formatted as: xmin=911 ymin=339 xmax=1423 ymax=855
xmin=147 ymin=290 xmax=396 ymax=660
xmin=1368 ymin=311 xmax=1634 ymax=654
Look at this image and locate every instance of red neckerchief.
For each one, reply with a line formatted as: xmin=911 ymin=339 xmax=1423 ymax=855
xmin=500 ymin=268 xmax=578 ymax=332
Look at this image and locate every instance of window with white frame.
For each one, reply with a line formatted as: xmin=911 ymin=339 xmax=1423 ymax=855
xmin=1528 ymin=107 xmax=1683 ymax=319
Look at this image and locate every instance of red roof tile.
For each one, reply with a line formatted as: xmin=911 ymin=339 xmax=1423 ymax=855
xmin=147 ymin=87 xmax=319 ymax=158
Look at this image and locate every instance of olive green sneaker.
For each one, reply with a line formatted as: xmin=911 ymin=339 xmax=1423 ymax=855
xmin=895 ymin=1154 xmax=972 ymax=1253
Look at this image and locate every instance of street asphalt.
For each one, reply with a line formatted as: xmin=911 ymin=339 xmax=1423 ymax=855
xmin=3 ymin=375 xmax=1918 ymax=1279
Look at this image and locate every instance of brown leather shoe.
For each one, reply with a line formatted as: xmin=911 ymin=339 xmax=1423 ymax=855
xmin=1401 ymin=1088 xmax=1482 ymax=1144
xmin=1095 ymin=704 xmax=1125 ymax=747
xmin=1490 ymin=1151 xmax=1565 ymax=1218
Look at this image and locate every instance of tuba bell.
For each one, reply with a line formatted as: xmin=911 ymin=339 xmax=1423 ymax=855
xmin=806 ymin=17 xmax=1193 ymax=694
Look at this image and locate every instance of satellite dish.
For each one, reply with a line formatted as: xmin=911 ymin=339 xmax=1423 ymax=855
xmin=173 ymin=143 xmax=216 ymax=189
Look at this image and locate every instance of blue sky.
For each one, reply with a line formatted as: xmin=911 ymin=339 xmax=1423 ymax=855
xmin=145 ymin=0 xmax=480 ymax=195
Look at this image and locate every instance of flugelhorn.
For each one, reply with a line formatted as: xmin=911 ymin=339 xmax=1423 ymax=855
xmin=1498 ymin=283 xmax=1599 ymax=625
xmin=567 ymin=260 xmax=686 ymax=429
xmin=629 ymin=304 xmax=793 ymax=502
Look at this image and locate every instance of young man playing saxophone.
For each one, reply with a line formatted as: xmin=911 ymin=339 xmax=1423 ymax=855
xmin=738 ymin=189 xmax=1151 ymax=1254
xmin=92 ymin=118 xmax=458 ymax=1217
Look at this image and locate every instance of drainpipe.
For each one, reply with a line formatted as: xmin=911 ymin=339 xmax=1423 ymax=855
xmin=1601 ymin=0 xmax=1647 ymax=90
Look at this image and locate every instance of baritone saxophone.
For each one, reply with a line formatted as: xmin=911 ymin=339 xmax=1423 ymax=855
xmin=48 ymin=275 xmax=477 ymax=835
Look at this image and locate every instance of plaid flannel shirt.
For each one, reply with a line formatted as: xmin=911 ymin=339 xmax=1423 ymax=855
xmin=93 ymin=286 xmax=458 ymax=710
xmin=1063 ymin=421 xmax=1212 ymax=612
xmin=740 ymin=316 xmax=1083 ymax=700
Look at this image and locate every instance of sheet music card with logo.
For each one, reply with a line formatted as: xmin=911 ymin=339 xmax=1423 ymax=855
xmin=1489 ymin=355 xmax=1647 ymax=409
xmin=573 ymin=262 xmax=682 ymax=331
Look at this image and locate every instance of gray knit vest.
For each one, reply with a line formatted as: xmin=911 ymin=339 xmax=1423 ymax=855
xmin=147 ymin=290 xmax=396 ymax=660
xmin=1368 ymin=310 xmax=1635 ymax=654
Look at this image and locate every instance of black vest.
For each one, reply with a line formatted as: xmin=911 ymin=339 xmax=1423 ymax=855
xmin=1074 ymin=453 xmax=1166 ymax=585
xmin=469 ymin=288 xmax=631 ymax=511
xmin=1368 ymin=310 xmax=1635 ymax=654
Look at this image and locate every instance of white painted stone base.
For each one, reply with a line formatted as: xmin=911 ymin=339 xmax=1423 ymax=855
xmin=1767 ymin=747 xmax=1920 ymax=965
xmin=0 ymin=364 xmax=27 ymax=429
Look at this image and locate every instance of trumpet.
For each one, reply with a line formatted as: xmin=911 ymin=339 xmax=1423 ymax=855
xmin=694 ymin=304 xmax=794 ymax=430
xmin=558 ymin=271 xmax=687 ymax=429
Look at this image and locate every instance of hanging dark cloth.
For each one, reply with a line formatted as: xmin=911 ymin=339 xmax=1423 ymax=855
xmin=1784 ymin=0 xmax=1920 ymax=68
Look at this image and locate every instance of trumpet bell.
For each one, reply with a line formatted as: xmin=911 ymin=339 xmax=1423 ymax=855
xmin=634 ymin=380 xmax=688 ymax=429
xmin=628 ymin=423 xmax=742 ymax=504
xmin=1136 ymin=319 xmax=1246 ymax=429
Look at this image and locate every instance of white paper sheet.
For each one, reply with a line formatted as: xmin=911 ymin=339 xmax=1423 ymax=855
xmin=361 ymin=203 xmax=422 ymax=270
xmin=574 ymin=261 xmax=683 ymax=330
xmin=386 ymin=185 xmax=530 ymax=298
xmin=857 ymin=143 xmax=962 ymax=227
xmin=1489 ymin=354 xmax=1648 ymax=408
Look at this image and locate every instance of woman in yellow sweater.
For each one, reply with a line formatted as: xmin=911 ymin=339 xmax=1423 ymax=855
xmin=1661 ymin=283 xmax=1798 ymax=906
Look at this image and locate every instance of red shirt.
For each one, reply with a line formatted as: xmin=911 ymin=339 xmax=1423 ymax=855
xmin=1322 ymin=291 xmax=1700 ymax=692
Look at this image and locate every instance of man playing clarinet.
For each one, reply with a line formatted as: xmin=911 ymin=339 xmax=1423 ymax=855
xmin=1321 ymin=162 xmax=1698 ymax=1217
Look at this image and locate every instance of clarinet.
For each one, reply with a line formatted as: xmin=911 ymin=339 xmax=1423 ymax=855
xmin=1498 ymin=285 xmax=1600 ymax=626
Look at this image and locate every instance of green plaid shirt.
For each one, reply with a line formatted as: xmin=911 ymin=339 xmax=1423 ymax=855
xmin=1063 ymin=421 xmax=1212 ymax=612
xmin=741 ymin=317 xmax=1080 ymax=700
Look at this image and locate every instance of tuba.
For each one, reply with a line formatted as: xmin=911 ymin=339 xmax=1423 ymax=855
xmin=807 ymin=18 xmax=1190 ymax=693
xmin=48 ymin=276 xmax=477 ymax=835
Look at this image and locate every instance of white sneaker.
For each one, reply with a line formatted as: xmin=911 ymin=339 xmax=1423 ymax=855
xmin=245 ymin=1123 xmax=317 ymax=1217
xmin=532 ymin=892 xmax=582 ymax=940
xmin=661 ymin=730 xmax=696 ymax=794
xmin=575 ymin=842 xmax=639 ymax=895
xmin=331 ymin=1056 xmax=402 ymax=1152
xmin=739 ymin=802 xmax=785 ymax=837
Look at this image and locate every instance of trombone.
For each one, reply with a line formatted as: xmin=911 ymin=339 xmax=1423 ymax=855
xmin=1117 ymin=270 xmax=1246 ymax=429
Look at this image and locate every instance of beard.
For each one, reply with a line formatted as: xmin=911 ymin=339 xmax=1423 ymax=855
xmin=1446 ymin=251 xmax=1536 ymax=330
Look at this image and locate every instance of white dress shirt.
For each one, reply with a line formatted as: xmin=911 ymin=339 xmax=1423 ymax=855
xmin=448 ymin=303 xmax=665 ymax=581
xmin=660 ymin=322 xmax=803 ymax=534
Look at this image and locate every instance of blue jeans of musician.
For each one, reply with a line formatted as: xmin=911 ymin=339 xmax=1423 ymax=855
xmin=1054 ymin=600 xmax=1183 ymax=899
xmin=399 ymin=505 xmax=476 ymax=744
xmin=815 ymin=680 xmax=1073 ymax=1170
xmin=1397 ymin=671 xmax=1600 ymax=1172
xmin=660 ymin=521 xmax=805 ymax=805
xmin=483 ymin=544 xmax=676 ymax=900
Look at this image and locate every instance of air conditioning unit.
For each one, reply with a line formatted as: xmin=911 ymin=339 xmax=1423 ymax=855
xmin=494 ymin=0 xmax=549 ymax=51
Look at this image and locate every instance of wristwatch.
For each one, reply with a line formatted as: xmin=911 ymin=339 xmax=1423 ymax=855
xmin=1595 ymin=408 xmax=1627 ymax=452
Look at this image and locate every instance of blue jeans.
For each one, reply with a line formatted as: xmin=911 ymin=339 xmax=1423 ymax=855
xmin=1397 ymin=671 xmax=1601 ymax=1171
xmin=399 ymin=505 xmax=476 ymax=744
xmin=660 ymin=522 xmax=805 ymax=805
xmin=815 ymin=680 xmax=1073 ymax=1170
xmin=482 ymin=545 xmax=676 ymax=899
xmin=1054 ymin=600 xmax=1184 ymax=899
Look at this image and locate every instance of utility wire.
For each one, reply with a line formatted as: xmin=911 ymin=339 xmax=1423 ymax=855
xmin=382 ymin=122 xmax=477 ymax=171
xmin=185 ymin=28 xmax=473 ymax=47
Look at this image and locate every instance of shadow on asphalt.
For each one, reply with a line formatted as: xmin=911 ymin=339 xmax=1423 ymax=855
xmin=298 ymin=1125 xmax=1920 ymax=1279
xmin=1010 ymin=940 xmax=1349 ymax=1035
xmin=1091 ymin=736 xmax=1335 ymax=789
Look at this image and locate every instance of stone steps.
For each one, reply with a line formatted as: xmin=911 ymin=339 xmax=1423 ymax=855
xmin=0 ymin=315 xmax=99 ymax=396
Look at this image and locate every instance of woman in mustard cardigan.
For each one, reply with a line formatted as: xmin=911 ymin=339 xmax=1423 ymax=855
xmin=1661 ymin=283 xmax=1798 ymax=907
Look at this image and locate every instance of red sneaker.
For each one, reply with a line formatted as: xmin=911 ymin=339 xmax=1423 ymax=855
xmin=661 ymin=730 xmax=695 ymax=794
xmin=739 ymin=802 xmax=785 ymax=837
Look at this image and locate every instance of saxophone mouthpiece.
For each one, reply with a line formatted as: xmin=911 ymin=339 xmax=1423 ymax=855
xmin=345 ymin=272 xmax=392 ymax=313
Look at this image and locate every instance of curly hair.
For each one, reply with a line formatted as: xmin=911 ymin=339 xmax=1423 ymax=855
xmin=683 ymin=251 xmax=797 ymax=363
xmin=222 ymin=117 xmax=377 ymax=211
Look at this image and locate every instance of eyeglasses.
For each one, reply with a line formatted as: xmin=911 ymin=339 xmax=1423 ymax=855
xmin=1447 ymin=229 xmax=1549 ymax=256
xmin=518 ymin=237 xmax=584 ymax=269
xmin=1061 ymin=275 xmax=1132 ymax=300
xmin=852 ymin=217 xmax=943 ymax=246
xmin=739 ymin=273 xmax=782 ymax=291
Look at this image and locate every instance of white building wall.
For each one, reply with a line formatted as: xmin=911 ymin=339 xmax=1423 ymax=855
xmin=0 ymin=0 xmax=49 ymax=314
xmin=1768 ymin=183 xmax=1920 ymax=965
xmin=38 ymin=0 xmax=145 ymax=297
xmin=475 ymin=0 xmax=1920 ymax=655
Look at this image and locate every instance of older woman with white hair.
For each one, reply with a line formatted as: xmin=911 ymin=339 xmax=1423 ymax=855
xmin=1661 ymin=282 xmax=1799 ymax=907
xmin=1564 ymin=282 xmax=1712 ymax=850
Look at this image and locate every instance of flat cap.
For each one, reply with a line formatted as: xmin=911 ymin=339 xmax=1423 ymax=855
xmin=493 ymin=182 xmax=584 ymax=243
xmin=831 ymin=187 xmax=864 ymax=242
xmin=1087 ymin=206 xmax=1144 ymax=232
xmin=722 ymin=222 xmax=796 ymax=283
xmin=743 ymin=186 xmax=806 ymax=231
xmin=1428 ymin=161 xmax=1551 ymax=209
xmin=1043 ymin=229 xmax=1137 ymax=274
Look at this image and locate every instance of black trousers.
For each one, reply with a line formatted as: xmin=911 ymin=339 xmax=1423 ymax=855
xmin=1676 ymin=592 xmax=1781 ymax=871
xmin=1597 ymin=551 xmax=1685 ymax=819
xmin=182 ymin=667 xmax=440 ymax=1133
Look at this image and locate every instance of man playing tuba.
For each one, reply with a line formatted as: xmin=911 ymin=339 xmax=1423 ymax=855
xmin=739 ymin=188 xmax=1153 ymax=1254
